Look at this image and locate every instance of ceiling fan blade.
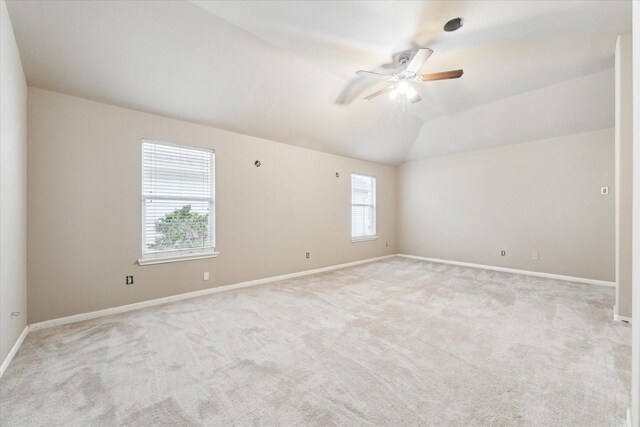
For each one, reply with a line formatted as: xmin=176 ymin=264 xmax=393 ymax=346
xmin=419 ymin=69 xmax=464 ymax=81
xmin=363 ymin=84 xmax=396 ymax=101
xmin=405 ymin=48 xmax=433 ymax=74
xmin=356 ymin=70 xmax=392 ymax=80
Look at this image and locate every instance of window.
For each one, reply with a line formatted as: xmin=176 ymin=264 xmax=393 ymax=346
xmin=351 ymin=173 xmax=376 ymax=241
xmin=139 ymin=140 xmax=216 ymax=265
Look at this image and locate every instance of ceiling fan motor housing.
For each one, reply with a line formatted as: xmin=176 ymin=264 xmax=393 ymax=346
xmin=357 ymin=48 xmax=463 ymax=104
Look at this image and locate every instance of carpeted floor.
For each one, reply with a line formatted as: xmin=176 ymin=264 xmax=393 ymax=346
xmin=0 ymin=257 xmax=631 ymax=426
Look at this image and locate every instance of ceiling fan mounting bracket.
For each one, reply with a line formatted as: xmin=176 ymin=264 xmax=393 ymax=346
xmin=398 ymin=53 xmax=411 ymax=66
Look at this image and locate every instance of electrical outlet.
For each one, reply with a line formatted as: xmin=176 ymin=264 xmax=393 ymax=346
xmin=500 ymin=250 xmax=506 ymax=256
xmin=532 ymin=252 xmax=539 ymax=260
xmin=125 ymin=276 xmax=134 ymax=285
xmin=203 ymin=272 xmax=209 ymax=281
xmin=305 ymin=252 xmax=310 ymax=259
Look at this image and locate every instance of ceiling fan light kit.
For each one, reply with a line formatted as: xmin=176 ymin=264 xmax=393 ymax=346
xmin=356 ymin=48 xmax=463 ymax=105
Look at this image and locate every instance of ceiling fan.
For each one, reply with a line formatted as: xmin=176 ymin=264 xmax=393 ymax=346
xmin=356 ymin=48 xmax=463 ymax=104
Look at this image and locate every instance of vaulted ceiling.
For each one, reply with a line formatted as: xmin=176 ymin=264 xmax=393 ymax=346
xmin=6 ymin=1 xmax=632 ymax=165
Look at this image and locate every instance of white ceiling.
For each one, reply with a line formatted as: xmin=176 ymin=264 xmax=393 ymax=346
xmin=6 ymin=0 xmax=632 ymax=165
xmin=409 ymin=68 xmax=615 ymax=159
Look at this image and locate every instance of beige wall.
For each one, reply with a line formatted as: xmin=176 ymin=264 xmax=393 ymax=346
xmin=26 ymin=88 xmax=396 ymax=323
xmin=0 ymin=0 xmax=28 ymax=363
xmin=615 ymin=33 xmax=633 ymax=318
xmin=398 ymin=129 xmax=615 ymax=282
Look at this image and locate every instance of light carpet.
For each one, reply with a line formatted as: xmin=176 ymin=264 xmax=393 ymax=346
xmin=0 ymin=257 xmax=631 ymax=426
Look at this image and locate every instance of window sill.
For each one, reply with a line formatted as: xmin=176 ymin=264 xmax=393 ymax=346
xmin=351 ymin=235 xmax=378 ymax=243
xmin=138 ymin=252 xmax=219 ymax=266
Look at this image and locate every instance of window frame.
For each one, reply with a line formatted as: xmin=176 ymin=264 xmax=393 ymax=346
xmin=351 ymin=172 xmax=378 ymax=242
xmin=138 ymin=139 xmax=218 ymax=266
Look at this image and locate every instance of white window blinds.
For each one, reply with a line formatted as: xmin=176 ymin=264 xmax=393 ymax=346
xmin=141 ymin=140 xmax=215 ymax=260
xmin=351 ymin=173 xmax=376 ymax=239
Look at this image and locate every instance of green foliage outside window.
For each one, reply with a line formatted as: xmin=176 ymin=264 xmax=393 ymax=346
xmin=148 ymin=205 xmax=209 ymax=250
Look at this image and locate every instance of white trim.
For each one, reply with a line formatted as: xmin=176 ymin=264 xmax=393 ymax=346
xmin=138 ymin=251 xmax=219 ymax=266
xmin=30 ymin=255 xmax=396 ymax=331
xmin=398 ymin=254 xmax=616 ymax=287
xmin=140 ymin=138 xmax=216 ymax=264
xmin=626 ymin=408 xmax=632 ymax=427
xmin=351 ymin=235 xmax=378 ymax=243
xmin=632 ymin=4 xmax=640 ymax=424
xmin=351 ymin=173 xmax=376 ymax=240
xmin=0 ymin=325 xmax=29 ymax=378
xmin=141 ymin=137 xmax=215 ymax=154
xmin=614 ymin=306 xmax=633 ymax=324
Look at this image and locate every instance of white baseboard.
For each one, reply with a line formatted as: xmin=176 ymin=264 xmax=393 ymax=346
xmin=614 ymin=306 xmax=633 ymax=324
xmin=626 ymin=408 xmax=632 ymax=427
xmin=29 ymin=254 xmax=396 ymax=331
xmin=398 ymin=254 xmax=616 ymax=288
xmin=0 ymin=325 xmax=29 ymax=378
xmin=24 ymin=253 xmax=617 ymax=332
